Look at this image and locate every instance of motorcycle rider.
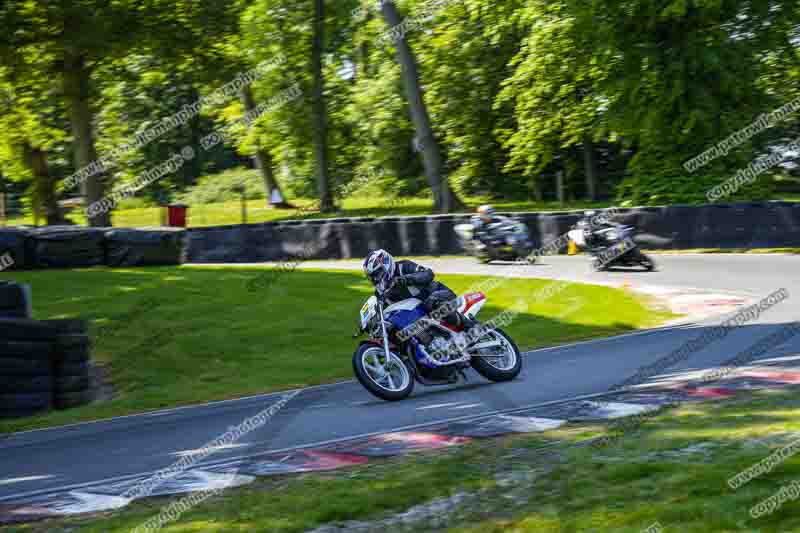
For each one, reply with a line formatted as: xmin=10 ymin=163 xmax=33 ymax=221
xmin=577 ymin=210 xmax=617 ymax=250
xmin=363 ymin=249 xmax=477 ymax=334
xmin=471 ymin=204 xmax=509 ymax=248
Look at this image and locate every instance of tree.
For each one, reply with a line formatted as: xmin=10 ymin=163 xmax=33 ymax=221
xmin=0 ymin=64 xmax=69 ymax=225
xmin=0 ymin=1 xmax=241 ymax=226
xmin=312 ymin=0 xmax=334 ymax=211
xmin=379 ymin=0 xmax=461 ymax=212
xmin=239 ymin=85 xmax=292 ymax=207
xmin=566 ymin=0 xmax=800 ymax=204
xmin=497 ymin=0 xmax=614 ymax=202
xmin=414 ymin=0 xmax=526 ymax=198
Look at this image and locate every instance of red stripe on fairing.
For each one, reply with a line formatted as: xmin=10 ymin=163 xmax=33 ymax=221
xmin=461 ymin=292 xmax=486 ymax=314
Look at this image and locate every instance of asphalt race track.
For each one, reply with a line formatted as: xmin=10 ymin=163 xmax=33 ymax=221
xmin=1 ymin=253 xmax=799 ymax=508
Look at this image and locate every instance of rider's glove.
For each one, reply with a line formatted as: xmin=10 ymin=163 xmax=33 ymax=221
xmin=393 ymin=276 xmax=409 ymax=288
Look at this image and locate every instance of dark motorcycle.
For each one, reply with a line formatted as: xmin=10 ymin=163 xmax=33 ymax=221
xmin=571 ymin=223 xmax=656 ymax=272
xmin=455 ymin=219 xmax=534 ymax=264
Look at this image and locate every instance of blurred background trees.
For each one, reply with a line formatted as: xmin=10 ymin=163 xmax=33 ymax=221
xmin=0 ymin=0 xmax=798 ymax=225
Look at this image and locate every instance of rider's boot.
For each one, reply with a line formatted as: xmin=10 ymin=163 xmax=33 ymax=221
xmin=444 ymin=312 xmax=483 ymax=355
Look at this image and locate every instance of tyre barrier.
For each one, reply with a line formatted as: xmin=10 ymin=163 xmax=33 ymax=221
xmin=0 ymin=282 xmax=30 ymax=318
xmin=0 ymin=226 xmax=188 ymax=270
xmin=5 ymin=202 xmax=799 ymax=266
xmin=0 ymin=227 xmax=27 ymax=269
xmin=187 ymin=200 xmax=800 ymax=264
xmin=0 ymin=318 xmax=93 ymax=418
xmin=27 ymin=226 xmax=106 ymax=268
xmin=105 ymin=228 xmax=187 ymax=267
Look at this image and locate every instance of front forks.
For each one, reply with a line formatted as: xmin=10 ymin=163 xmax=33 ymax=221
xmin=376 ymin=298 xmax=396 ymax=367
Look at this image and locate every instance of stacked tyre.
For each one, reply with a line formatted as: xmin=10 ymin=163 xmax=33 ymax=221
xmin=0 ymin=281 xmax=29 ymax=318
xmin=46 ymin=319 xmax=94 ymax=410
xmin=0 ymin=319 xmax=57 ymax=418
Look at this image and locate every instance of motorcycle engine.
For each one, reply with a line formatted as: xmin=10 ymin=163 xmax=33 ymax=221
xmin=429 ymin=336 xmax=452 ymax=362
xmin=415 ymin=331 xmax=453 ymax=363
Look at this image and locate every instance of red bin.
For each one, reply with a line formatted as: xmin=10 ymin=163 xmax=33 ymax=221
xmin=167 ymin=204 xmax=188 ymax=227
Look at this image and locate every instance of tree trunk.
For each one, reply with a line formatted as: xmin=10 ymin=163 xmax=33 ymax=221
xmin=0 ymin=170 xmax=6 ymax=226
xmin=63 ymin=51 xmax=110 ymax=226
xmin=582 ymin=135 xmax=597 ymax=201
xmin=380 ymin=1 xmax=462 ymax=213
xmin=24 ymin=144 xmax=64 ymax=226
xmin=239 ymin=85 xmax=292 ymax=209
xmin=312 ymin=0 xmax=334 ymax=212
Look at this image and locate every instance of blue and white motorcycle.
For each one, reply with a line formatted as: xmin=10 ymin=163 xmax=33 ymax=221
xmin=352 ymin=286 xmax=522 ymax=401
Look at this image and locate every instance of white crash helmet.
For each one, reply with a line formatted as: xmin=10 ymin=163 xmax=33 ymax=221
xmin=363 ymin=249 xmax=396 ymax=291
xmin=477 ymin=204 xmax=495 ymax=222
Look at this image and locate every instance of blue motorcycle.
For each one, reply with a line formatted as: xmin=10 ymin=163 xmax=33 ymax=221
xmin=351 ymin=286 xmax=522 ymax=401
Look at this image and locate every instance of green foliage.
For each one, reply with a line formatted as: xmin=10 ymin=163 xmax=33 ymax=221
xmin=616 ymin=172 xmax=776 ymax=206
xmin=179 ymin=167 xmax=266 ymax=205
xmin=2 ymin=0 xmax=799 ymax=222
xmin=416 ymin=0 xmax=525 ymax=196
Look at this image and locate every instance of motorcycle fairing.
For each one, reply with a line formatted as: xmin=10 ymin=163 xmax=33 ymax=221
xmin=458 ymin=292 xmax=486 ymax=318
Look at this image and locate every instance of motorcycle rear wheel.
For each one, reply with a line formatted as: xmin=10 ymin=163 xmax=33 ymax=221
xmin=639 ymin=253 xmax=656 ymax=271
xmin=470 ymin=328 xmax=522 ymax=382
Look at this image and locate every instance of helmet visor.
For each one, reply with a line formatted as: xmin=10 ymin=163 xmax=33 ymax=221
xmin=368 ymin=267 xmax=385 ymax=286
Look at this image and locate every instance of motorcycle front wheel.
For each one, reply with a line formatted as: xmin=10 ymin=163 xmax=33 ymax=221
xmin=353 ymin=344 xmax=415 ymax=401
xmin=639 ymin=253 xmax=656 ymax=271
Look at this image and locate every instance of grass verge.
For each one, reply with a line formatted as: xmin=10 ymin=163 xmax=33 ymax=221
xmin=0 ymin=267 xmax=672 ymax=433
xmin=8 ymin=388 xmax=800 ymax=532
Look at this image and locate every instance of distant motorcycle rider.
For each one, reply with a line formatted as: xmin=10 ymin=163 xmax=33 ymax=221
xmin=362 ymin=249 xmax=476 ymax=332
xmin=471 ymin=205 xmax=513 ymax=248
xmin=577 ymin=210 xmax=617 ymax=250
